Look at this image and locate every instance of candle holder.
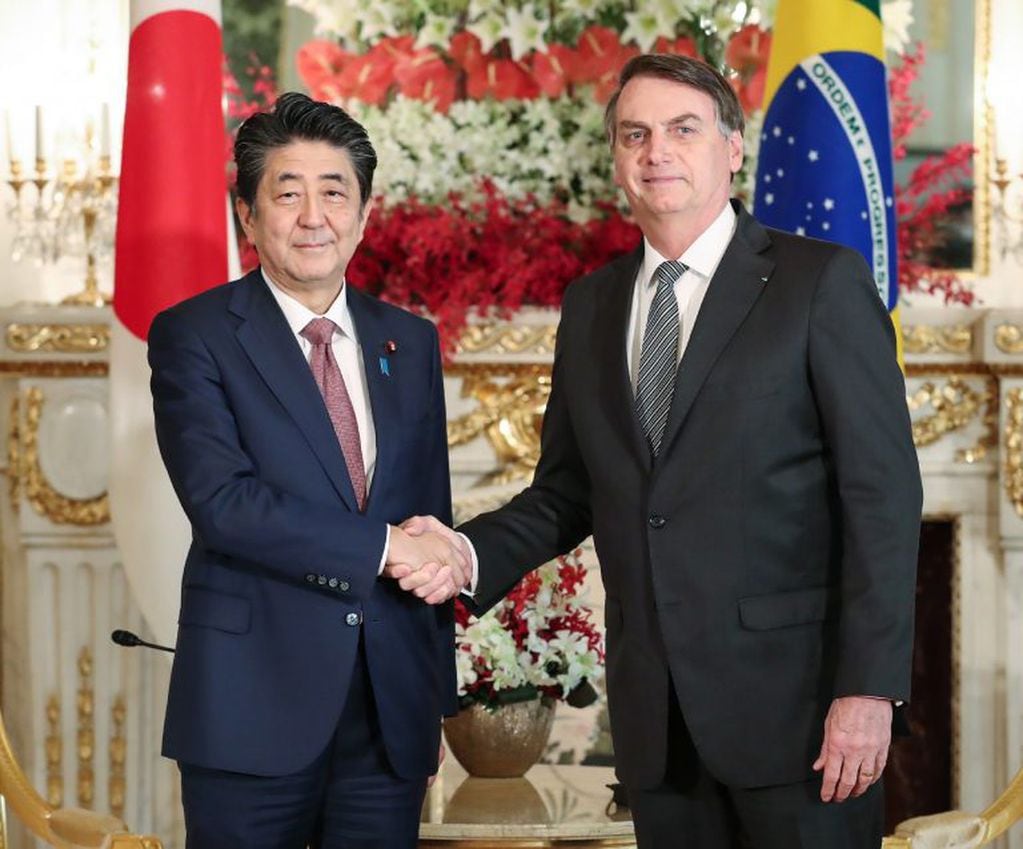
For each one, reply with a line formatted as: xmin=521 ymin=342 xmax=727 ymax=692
xmin=5 ymin=121 xmax=117 ymax=307
xmin=991 ymin=156 xmax=1023 ymax=264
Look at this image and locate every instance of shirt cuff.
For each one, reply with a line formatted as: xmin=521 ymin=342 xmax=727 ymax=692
xmin=457 ymin=532 xmax=479 ymax=597
xmin=377 ymin=524 xmax=391 ymax=575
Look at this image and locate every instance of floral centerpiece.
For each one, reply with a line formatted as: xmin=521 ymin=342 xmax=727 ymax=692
xmin=442 ymin=548 xmax=605 ymax=776
xmin=278 ymin=0 xmax=975 ymax=346
xmin=453 ymin=548 xmax=604 ymax=709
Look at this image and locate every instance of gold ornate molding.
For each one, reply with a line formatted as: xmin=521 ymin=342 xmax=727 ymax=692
xmin=1005 ymin=388 xmax=1023 ymax=517
xmin=76 ymin=648 xmax=94 ymax=808
xmin=44 ymin=694 xmax=62 ymax=808
xmin=454 ymin=324 xmax=558 ymax=357
xmin=7 ymin=395 xmax=19 ymax=510
xmin=5 ymin=323 xmax=109 ymax=354
xmin=0 ymin=361 xmax=108 ymax=377
xmin=22 ymin=387 xmax=110 ymax=525
xmin=109 ymin=695 xmax=126 ymax=820
xmin=908 ymin=377 xmax=996 ymax=462
xmin=447 ymin=365 xmax=551 ymax=486
xmin=902 ymin=324 xmax=973 ymax=356
xmin=995 ymin=324 xmax=1023 ymax=355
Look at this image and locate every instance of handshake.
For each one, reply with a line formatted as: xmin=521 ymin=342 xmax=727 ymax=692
xmin=383 ymin=516 xmax=473 ymax=605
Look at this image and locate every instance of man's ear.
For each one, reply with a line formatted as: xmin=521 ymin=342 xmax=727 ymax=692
xmin=357 ymin=197 xmax=375 ymax=238
xmin=236 ymin=196 xmax=255 ymax=239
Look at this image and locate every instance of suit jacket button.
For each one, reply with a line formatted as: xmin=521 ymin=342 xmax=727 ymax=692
xmin=648 ymin=513 xmax=666 ymax=529
xmin=305 ymin=574 xmax=316 ymax=583
xmin=345 ymin=612 xmax=362 ymax=627
xmin=328 ymin=578 xmax=339 ymax=589
xmin=338 ymin=580 xmax=350 ymax=592
xmin=317 ymin=575 xmax=328 ymax=586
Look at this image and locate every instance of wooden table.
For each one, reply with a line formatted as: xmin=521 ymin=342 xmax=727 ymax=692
xmin=419 ymin=763 xmax=636 ymax=847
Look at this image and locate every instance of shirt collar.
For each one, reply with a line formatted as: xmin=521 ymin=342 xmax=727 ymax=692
xmin=640 ymin=201 xmax=737 ymax=287
xmin=260 ymin=268 xmax=356 ymax=341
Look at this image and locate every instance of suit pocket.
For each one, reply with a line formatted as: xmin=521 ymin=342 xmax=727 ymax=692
xmin=178 ymin=586 xmax=252 ymax=635
xmin=738 ymin=585 xmax=834 ymax=630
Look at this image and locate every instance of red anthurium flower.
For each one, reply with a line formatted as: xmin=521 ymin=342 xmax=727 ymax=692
xmin=731 ymin=66 xmax=766 ymax=112
xmin=547 ymin=43 xmax=581 ymax=84
xmin=449 ymin=30 xmax=485 ymax=74
xmin=592 ymin=44 xmax=639 ymax=103
xmin=295 ymin=40 xmax=353 ymax=101
xmin=725 ymin=24 xmax=771 ymax=76
xmin=725 ymin=25 xmax=771 ymax=113
xmin=466 ymin=58 xmax=540 ymax=101
xmin=395 ymin=49 xmax=458 ymax=112
xmin=654 ymin=36 xmax=699 ymax=58
xmin=529 ymin=50 xmax=569 ymax=98
xmin=336 ymin=53 xmax=394 ymax=104
xmin=575 ymin=25 xmax=625 ymax=83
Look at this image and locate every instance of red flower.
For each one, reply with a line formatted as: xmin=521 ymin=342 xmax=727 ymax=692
xmin=449 ymin=30 xmax=485 ymax=74
xmin=654 ymin=36 xmax=699 ymax=58
xmin=466 ymin=58 xmax=540 ymax=101
xmin=394 ymin=48 xmax=458 ymax=112
xmin=295 ymin=40 xmax=352 ymax=101
xmin=725 ymin=25 xmax=771 ymax=112
xmin=575 ymin=26 xmax=625 ymax=82
xmin=529 ymin=49 xmax=570 ymax=98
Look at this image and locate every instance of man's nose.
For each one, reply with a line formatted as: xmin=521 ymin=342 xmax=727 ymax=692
xmin=298 ymin=194 xmax=326 ymax=226
xmin=644 ymin=128 xmax=670 ymax=162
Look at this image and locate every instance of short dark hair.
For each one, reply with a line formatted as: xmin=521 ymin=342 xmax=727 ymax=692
xmin=604 ymin=54 xmax=745 ymax=145
xmin=234 ymin=92 xmax=377 ymax=211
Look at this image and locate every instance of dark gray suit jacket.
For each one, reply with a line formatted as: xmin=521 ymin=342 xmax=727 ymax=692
xmin=460 ymin=201 xmax=922 ymax=790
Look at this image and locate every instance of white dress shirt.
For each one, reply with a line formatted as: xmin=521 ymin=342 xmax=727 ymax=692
xmin=262 ymin=271 xmax=390 ymax=571
xmin=626 ymin=202 xmax=738 ymax=390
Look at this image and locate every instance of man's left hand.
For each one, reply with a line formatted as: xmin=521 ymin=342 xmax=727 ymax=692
xmin=813 ymin=695 xmax=892 ymax=803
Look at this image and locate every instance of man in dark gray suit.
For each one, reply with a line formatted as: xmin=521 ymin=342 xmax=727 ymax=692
xmin=395 ymin=53 xmax=921 ymax=848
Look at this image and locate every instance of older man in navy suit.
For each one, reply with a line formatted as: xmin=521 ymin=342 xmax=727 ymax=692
xmin=148 ymin=92 xmax=467 ymax=849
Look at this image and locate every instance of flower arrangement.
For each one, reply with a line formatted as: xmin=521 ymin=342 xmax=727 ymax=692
xmin=453 ymin=549 xmax=605 ymax=709
xmin=216 ymin=0 xmax=973 ymax=340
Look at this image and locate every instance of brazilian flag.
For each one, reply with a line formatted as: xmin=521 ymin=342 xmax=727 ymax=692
xmin=753 ymin=0 xmax=898 ymax=316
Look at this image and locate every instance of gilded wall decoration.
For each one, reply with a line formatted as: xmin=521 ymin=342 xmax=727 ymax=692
xmin=908 ymin=376 xmax=997 ymax=462
xmin=44 ymin=694 xmax=62 ymax=808
xmin=77 ymin=648 xmax=94 ymax=808
xmin=22 ymin=387 xmax=110 ymax=525
xmin=901 ymin=324 xmax=973 ymax=356
xmin=5 ymin=324 xmax=110 ymax=354
xmin=454 ymin=325 xmax=558 ymax=357
xmin=109 ymin=696 xmax=127 ymax=820
xmin=447 ymin=365 xmax=551 ymax=486
xmin=1004 ymin=388 xmax=1023 ymax=517
xmin=995 ymin=323 xmax=1023 ymax=355
xmin=7 ymin=395 xmax=18 ymax=510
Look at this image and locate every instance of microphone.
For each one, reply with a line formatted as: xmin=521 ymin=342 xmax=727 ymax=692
xmin=111 ymin=629 xmax=175 ymax=653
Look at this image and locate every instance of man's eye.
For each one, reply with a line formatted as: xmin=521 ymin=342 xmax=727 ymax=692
xmin=625 ymin=131 xmax=645 ymax=143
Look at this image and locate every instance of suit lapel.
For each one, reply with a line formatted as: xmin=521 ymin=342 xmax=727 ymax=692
xmin=593 ymin=246 xmax=653 ymax=473
xmin=346 ymin=285 xmax=401 ymax=517
xmin=230 ymin=271 xmax=361 ymax=512
xmin=658 ymin=204 xmax=775 ymax=460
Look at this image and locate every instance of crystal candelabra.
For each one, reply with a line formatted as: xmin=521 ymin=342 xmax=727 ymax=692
xmin=5 ymin=128 xmax=118 ymax=307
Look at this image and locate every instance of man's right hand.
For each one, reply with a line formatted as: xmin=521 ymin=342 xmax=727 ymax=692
xmin=383 ymin=526 xmax=470 ymax=604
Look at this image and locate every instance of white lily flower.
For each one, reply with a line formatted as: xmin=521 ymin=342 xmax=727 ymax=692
xmin=502 ymin=4 xmax=549 ymax=60
xmin=415 ymin=13 xmax=457 ymax=50
xmin=622 ymin=7 xmax=676 ymax=52
xmin=466 ymin=11 xmax=507 ymax=53
xmin=881 ymin=0 xmax=914 ymax=55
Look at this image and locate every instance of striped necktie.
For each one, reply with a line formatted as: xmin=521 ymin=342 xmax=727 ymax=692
xmin=635 ymin=260 xmax=687 ymax=456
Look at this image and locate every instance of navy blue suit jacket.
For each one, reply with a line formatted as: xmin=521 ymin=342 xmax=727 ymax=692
xmin=148 ymin=268 xmax=457 ymax=779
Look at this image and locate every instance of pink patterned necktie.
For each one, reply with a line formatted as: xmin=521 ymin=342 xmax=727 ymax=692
xmin=300 ymin=317 xmax=367 ymax=510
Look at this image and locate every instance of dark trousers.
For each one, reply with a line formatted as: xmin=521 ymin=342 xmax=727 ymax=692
xmin=179 ymin=641 xmax=428 ymax=849
xmin=628 ymin=693 xmax=884 ymax=849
